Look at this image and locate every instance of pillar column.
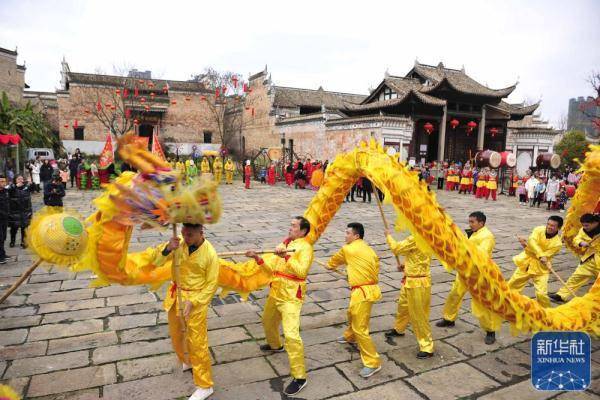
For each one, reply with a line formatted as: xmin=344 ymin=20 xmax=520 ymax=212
xmin=438 ymin=104 xmax=447 ymax=162
xmin=533 ymin=145 xmax=539 ymax=168
xmin=477 ymin=105 xmax=486 ymax=150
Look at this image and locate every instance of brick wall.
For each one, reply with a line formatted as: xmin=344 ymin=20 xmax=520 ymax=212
xmin=0 ymin=52 xmax=24 ymax=104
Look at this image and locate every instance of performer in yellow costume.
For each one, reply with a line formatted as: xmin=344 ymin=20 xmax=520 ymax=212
xmin=224 ymin=158 xmax=235 ymax=184
xmin=176 ymin=159 xmax=186 ymax=181
xmin=508 ymin=216 xmax=563 ymax=307
xmin=437 ymin=211 xmax=502 ymax=344
xmin=146 ymin=223 xmax=219 ymax=400
xmin=213 ymin=156 xmax=223 ymax=184
xmin=200 ymin=157 xmax=211 ymax=178
xmin=384 ymin=231 xmax=434 ymax=358
xmin=245 ymin=216 xmax=314 ymax=396
xmin=551 ymin=213 xmax=600 ymax=302
xmin=326 ymin=223 xmax=382 ymax=378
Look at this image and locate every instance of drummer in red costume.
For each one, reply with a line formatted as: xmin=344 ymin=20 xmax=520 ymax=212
xmin=475 ymin=168 xmax=487 ymax=198
xmin=486 ymin=170 xmax=498 ymax=201
xmin=459 ymin=165 xmax=472 ymax=194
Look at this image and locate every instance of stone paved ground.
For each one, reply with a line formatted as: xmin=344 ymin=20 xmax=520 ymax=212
xmin=1 ymin=180 xmax=599 ymax=400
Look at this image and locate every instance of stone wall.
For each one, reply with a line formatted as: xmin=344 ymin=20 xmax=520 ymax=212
xmin=240 ymin=74 xmax=279 ymax=153
xmin=58 ymin=85 xmax=219 ymax=144
xmin=0 ymin=51 xmax=25 ymax=104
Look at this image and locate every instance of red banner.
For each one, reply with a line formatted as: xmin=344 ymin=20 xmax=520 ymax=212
xmin=151 ymin=129 xmax=167 ymax=162
xmin=98 ymin=133 xmax=115 ymax=168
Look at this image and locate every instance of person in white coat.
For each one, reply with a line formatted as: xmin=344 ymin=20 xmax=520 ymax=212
xmin=545 ymin=176 xmax=560 ymax=209
xmin=31 ymin=160 xmax=41 ymax=193
xmin=525 ymin=175 xmax=539 ymax=207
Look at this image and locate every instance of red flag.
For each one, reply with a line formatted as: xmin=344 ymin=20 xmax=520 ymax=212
xmin=98 ymin=133 xmax=115 ymax=168
xmin=151 ymin=128 xmax=167 ymax=162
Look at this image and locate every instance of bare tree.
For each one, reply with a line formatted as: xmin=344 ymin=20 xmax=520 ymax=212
xmin=190 ymin=67 xmax=256 ymax=154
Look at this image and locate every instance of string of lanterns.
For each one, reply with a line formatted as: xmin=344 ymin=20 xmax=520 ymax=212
xmin=422 ymin=119 xmax=500 ymax=137
xmin=67 ymin=75 xmax=257 ymax=131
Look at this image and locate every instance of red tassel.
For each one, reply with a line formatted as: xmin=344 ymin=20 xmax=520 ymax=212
xmin=296 ymin=285 xmax=302 ymax=300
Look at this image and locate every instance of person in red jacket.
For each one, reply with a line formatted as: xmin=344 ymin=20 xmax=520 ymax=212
xmin=267 ymin=162 xmax=276 ymax=185
xmin=244 ymin=160 xmax=252 ymax=189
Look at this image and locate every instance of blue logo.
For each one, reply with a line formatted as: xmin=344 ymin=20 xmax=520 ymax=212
xmin=531 ymin=331 xmax=590 ymax=391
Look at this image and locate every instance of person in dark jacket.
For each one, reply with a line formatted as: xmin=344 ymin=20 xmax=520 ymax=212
xmin=0 ymin=175 xmax=9 ymax=263
xmin=9 ymin=175 xmax=33 ymax=248
xmin=44 ymin=176 xmax=66 ymax=207
xmin=362 ymin=178 xmax=373 ymax=203
xmin=40 ymin=159 xmax=54 ymax=189
xmin=68 ymin=155 xmax=80 ymax=188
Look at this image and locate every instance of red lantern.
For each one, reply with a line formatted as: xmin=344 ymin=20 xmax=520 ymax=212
xmin=171 ymin=100 xmax=177 ymax=105
xmin=232 ymin=76 xmax=238 ymax=88
xmin=123 ymin=88 xmax=129 ymax=98
xmin=450 ymin=118 xmax=459 ymax=129
xmin=215 ymin=88 xmax=220 ymax=98
xmin=115 ymin=89 xmax=121 ymax=96
xmin=424 ymin=122 xmax=434 ymax=134
xmin=200 ymin=95 xmax=207 ymax=101
xmin=110 ymin=105 xmax=116 ymax=110
xmin=64 ymin=124 xmax=69 ymax=128
xmin=134 ymin=87 xmax=139 ymax=98
xmin=467 ymin=121 xmax=477 ymax=134
xmin=96 ymin=101 xmax=102 ymax=112
xmin=490 ymin=127 xmax=499 ymax=137
xmin=74 ymin=119 xmax=78 ymax=129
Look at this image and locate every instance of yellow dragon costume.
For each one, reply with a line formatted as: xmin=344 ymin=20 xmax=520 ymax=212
xmin=27 ymin=136 xmax=600 ymax=335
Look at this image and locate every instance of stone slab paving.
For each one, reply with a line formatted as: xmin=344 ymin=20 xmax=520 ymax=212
xmin=0 ymin=181 xmax=598 ymax=399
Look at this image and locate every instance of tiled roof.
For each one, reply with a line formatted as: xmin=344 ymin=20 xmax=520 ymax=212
xmin=348 ymin=77 xmax=445 ymax=111
xmin=411 ymin=62 xmax=516 ymax=98
xmin=491 ymin=101 xmax=540 ymax=117
xmin=67 ymin=72 xmax=210 ymax=93
xmin=272 ymin=86 xmax=366 ymax=110
xmin=0 ymin=47 xmax=17 ymax=56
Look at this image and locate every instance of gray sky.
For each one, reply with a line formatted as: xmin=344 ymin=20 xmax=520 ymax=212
xmin=1 ymin=0 xmax=599 ymax=126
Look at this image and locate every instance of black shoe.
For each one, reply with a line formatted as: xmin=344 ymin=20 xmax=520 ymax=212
xmin=0 ymin=257 xmax=7 ymax=264
xmin=9 ymin=242 xmax=15 ymax=248
xmin=20 ymin=243 xmax=27 ymax=249
xmin=416 ymin=351 xmax=434 ymax=359
xmin=259 ymin=344 xmax=284 ymax=353
xmin=384 ymin=329 xmax=405 ymax=338
xmin=485 ymin=331 xmax=496 ymax=345
xmin=435 ymin=319 xmax=455 ymax=328
xmin=549 ymin=293 xmax=565 ymax=303
xmin=284 ymin=378 xmax=307 ymax=396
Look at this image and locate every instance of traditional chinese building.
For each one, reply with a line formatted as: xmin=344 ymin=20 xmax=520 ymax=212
xmin=56 ymin=60 xmax=219 ymax=155
xmin=249 ymin=62 xmax=538 ymax=163
xmin=0 ymin=46 xmax=27 ymax=104
xmin=506 ymin=113 xmax=562 ymax=176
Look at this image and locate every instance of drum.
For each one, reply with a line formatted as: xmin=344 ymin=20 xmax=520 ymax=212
xmin=536 ymin=153 xmax=561 ymax=169
xmin=267 ymin=147 xmax=282 ymax=160
xmin=475 ymin=150 xmax=501 ymax=168
xmin=499 ymin=151 xmax=516 ymax=168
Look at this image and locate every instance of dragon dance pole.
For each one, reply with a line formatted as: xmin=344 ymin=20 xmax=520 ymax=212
xmin=374 ymin=188 xmax=404 ymax=271
xmin=0 ymin=259 xmax=43 ymax=304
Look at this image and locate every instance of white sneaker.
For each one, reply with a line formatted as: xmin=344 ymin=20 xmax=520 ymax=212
xmin=189 ymin=387 xmax=214 ymax=400
xmin=182 ymin=363 xmax=192 ymax=371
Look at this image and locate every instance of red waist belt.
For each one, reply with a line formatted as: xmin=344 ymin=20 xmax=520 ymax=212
xmin=273 ymin=271 xmax=305 ymax=299
xmin=169 ymin=282 xmax=194 ymax=298
xmin=351 ymin=281 xmax=378 ymax=297
xmin=401 ymin=275 xmax=429 ymax=285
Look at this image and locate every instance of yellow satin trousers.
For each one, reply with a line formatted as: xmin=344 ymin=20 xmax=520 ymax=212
xmin=557 ymin=259 xmax=599 ymax=300
xmin=342 ymin=298 xmax=381 ymax=368
xmin=507 ymin=269 xmax=550 ymax=307
xmin=394 ymin=285 xmax=434 ymax=353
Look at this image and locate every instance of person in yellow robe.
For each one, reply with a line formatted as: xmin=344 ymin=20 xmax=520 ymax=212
xmin=550 ymin=213 xmax=600 ymax=302
xmin=147 ymin=223 xmax=219 ymax=400
xmin=325 ymin=223 xmax=382 ymax=378
xmin=245 ymin=216 xmax=314 ymax=396
xmin=200 ymin=157 xmax=211 ymax=178
xmin=212 ymin=156 xmax=223 ymax=184
xmin=384 ymin=231 xmax=434 ymax=358
xmin=508 ymin=216 xmax=563 ymax=307
xmin=176 ymin=159 xmax=186 ymax=181
xmin=436 ymin=211 xmax=502 ymax=344
xmin=224 ymin=158 xmax=235 ymax=184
